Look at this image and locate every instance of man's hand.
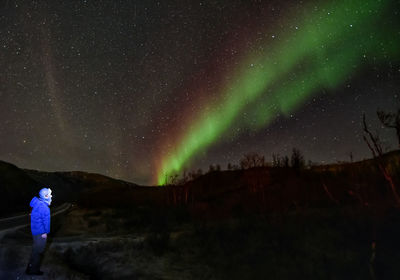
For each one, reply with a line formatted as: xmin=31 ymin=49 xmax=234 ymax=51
xmin=41 ymin=233 xmax=47 ymax=239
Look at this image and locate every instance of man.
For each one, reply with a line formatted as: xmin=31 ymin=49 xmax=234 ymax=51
xmin=26 ymin=187 xmax=52 ymax=276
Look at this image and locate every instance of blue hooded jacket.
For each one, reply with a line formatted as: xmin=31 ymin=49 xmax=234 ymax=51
xmin=30 ymin=197 xmax=50 ymax=235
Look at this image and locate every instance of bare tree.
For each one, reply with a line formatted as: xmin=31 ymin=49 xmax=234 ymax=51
xmin=348 ymin=151 xmax=354 ymax=163
xmin=240 ymin=153 xmax=265 ymax=169
xmin=363 ymin=113 xmax=400 ymax=206
xmin=291 ymin=148 xmax=305 ymax=169
xmin=188 ymin=171 xmax=196 ymax=181
xmin=179 ymin=170 xmax=189 ymax=185
xmin=322 ymin=182 xmax=339 ymax=205
xmin=377 ymin=109 xmax=400 ymax=148
xmin=168 ymin=174 xmax=179 ymax=185
xmin=283 ymin=155 xmax=290 ymax=168
xmin=165 ymin=174 xmax=179 ymax=205
xmin=272 ymin=153 xmax=282 ymax=167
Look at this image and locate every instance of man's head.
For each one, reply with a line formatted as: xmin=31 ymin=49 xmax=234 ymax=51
xmin=39 ymin=188 xmax=52 ymax=205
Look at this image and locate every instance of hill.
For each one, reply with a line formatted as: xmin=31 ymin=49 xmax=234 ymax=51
xmin=0 ymin=161 xmax=139 ymax=216
xmin=162 ymin=149 xmax=400 ymax=219
xmin=0 ymin=161 xmax=41 ymax=216
xmin=1 ymin=150 xmax=399 ymax=216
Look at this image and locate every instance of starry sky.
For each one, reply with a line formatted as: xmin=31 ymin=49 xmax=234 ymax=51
xmin=1 ymin=0 xmax=399 ymax=185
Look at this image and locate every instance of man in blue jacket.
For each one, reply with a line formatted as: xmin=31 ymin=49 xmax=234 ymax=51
xmin=26 ymin=187 xmax=52 ymax=276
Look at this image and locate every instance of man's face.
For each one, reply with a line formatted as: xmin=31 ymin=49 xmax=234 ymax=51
xmin=45 ymin=189 xmax=52 ymax=200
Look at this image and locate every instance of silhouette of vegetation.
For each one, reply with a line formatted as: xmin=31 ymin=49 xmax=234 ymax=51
xmin=362 ymin=113 xmax=400 ymax=206
xmin=239 ymin=153 xmax=265 ymax=169
xmin=272 ymin=149 xmax=304 ymax=169
xmin=377 ymin=108 xmax=400 ymax=148
xmin=188 ymin=169 xmax=203 ymax=180
xmin=283 ymin=155 xmax=289 ymax=167
xmin=348 ymin=151 xmax=354 ymax=162
xmin=291 ymin=148 xmax=305 ymax=169
xmin=272 ymin=153 xmax=282 ymax=167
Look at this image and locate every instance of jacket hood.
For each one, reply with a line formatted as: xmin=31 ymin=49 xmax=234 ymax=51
xmin=30 ymin=197 xmax=45 ymax=208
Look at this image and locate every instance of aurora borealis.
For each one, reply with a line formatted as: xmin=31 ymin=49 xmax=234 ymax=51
xmin=156 ymin=0 xmax=400 ymax=184
xmin=1 ymin=0 xmax=399 ymax=185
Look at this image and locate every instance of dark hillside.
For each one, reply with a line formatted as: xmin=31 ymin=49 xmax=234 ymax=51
xmin=72 ymin=150 xmax=400 ymax=220
xmin=77 ymin=181 xmax=165 ymax=208
xmin=1 ymin=150 xmax=399 ymax=218
xmin=0 ymin=161 xmax=40 ymax=216
xmin=25 ymin=170 xmax=139 ymax=204
xmin=166 ymin=150 xmax=400 ymax=219
xmin=0 ymin=161 xmax=140 ymax=216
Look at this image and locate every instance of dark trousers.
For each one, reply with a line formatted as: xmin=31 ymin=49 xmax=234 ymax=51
xmin=27 ymin=234 xmax=47 ymax=273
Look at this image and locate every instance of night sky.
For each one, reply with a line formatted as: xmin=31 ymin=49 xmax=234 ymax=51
xmin=1 ymin=0 xmax=399 ymax=185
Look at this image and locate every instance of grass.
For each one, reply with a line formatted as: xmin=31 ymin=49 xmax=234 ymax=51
xmin=47 ymin=204 xmax=400 ymax=279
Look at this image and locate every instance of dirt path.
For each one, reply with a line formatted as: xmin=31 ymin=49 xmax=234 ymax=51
xmin=0 ymin=203 xmax=72 ymax=240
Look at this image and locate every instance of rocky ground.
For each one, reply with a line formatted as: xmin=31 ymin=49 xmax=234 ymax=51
xmin=1 ymin=205 xmax=400 ymax=280
xmin=0 ymin=207 xmax=213 ymax=280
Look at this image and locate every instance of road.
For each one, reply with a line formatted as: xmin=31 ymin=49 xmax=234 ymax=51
xmin=0 ymin=203 xmax=72 ymax=239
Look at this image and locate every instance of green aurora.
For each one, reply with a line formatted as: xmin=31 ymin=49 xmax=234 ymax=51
xmin=157 ymin=0 xmax=400 ymax=185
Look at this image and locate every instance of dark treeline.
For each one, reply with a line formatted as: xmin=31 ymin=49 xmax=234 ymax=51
xmin=165 ymin=147 xmax=308 ymax=186
xmin=161 ymin=107 xmax=400 ymax=211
